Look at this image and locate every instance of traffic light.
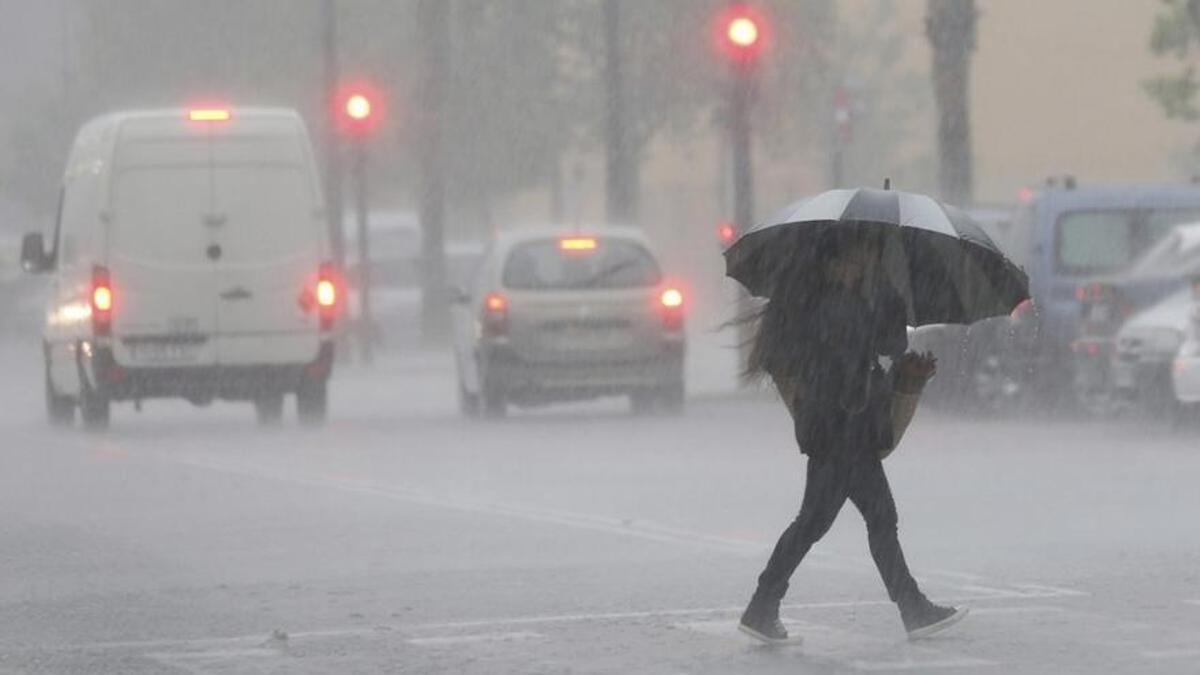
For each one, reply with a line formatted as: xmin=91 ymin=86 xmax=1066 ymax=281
xmin=345 ymin=94 xmax=371 ymax=123
xmin=332 ymin=80 xmax=384 ymax=362
xmin=335 ymin=83 xmax=382 ymax=137
xmin=716 ymin=5 xmax=767 ymax=66
xmin=714 ymin=4 xmax=768 ymax=371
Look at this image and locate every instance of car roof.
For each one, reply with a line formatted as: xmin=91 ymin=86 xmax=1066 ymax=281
xmin=1101 ymin=221 xmax=1200 ymax=284
xmin=96 ymin=107 xmax=302 ymax=125
xmin=1120 ymin=286 xmax=1193 ymax=334
xmin=490 ymin=226 xmax=655 ymax=251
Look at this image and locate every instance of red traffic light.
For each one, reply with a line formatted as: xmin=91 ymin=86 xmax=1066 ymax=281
xmin=727 ymin=16 xmax=758 ymax=48
xmin=716 ymin=5 xmax=768 ymax=64
xmin=335 ymin=82 xmax=383 ymax=136
xmin=345 ymin=94 xmax=371 ymax=122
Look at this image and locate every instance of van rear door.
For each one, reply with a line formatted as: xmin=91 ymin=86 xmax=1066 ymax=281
xmin=211 ymin=162 xmax=322 ymax=366
xmin=109 ymin=165 xmax=219 ymax=367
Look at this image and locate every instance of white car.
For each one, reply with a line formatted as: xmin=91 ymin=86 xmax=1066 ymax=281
xmin=1112 ymin=288 xmax=1191 ymax=413
xmin=21 ymin=107 xmax=338 ymax=429
xmin=1171 ymin=287 xmax=1200 ymax=411
xmin=451 ymin=228 xmax=686 ymax=417
xmin=1173 ymin=335 xmax=1200 ymax=408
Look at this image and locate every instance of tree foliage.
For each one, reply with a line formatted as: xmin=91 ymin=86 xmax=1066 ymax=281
xmin=2 ymin=1 xmax=931 ymax=223
xmin=1145 ymin=0 xmax=1200 ymax=121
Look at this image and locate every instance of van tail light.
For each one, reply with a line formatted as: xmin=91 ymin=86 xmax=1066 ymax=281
xmin=481 ymin=292 xmax=508 ymax=337
xmin=91 ymin=265 xmax=113 ymax=336
xmin=317 ymin=262 xmax=339 ymax=331
xmin=188 ymin=108 xmax=231 ymax=122
xmin=659 ymin=287 xmax=684 ymax=331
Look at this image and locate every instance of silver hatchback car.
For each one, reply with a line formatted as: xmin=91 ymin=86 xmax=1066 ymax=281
xmin=451 ymin=228 xmax=686 ymax=417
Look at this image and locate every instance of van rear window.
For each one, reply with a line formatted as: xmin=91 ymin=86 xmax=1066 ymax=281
xmin=502 ymin=238 xmax=661 ymax=290
xmin=1056 ymin=211 xmax=1132 ymax=275
xmin=1055 ymin=208 xmax=1200 ymax=275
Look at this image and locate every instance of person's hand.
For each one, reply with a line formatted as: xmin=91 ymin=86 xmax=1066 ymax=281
xmin=896 ymin=351 xmax=937 ymax=380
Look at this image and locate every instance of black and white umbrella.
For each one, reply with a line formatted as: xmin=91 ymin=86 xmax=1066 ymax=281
xmin=724 ymin=187 xmax=1030 ymax=326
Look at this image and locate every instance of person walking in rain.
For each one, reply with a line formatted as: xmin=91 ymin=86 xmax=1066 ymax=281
xmin=738 ymin=227 xmax=968 ymax=644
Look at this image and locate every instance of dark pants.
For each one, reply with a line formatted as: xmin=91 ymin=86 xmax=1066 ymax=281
xmin=751 ymin=454 xmax=924 ymax=612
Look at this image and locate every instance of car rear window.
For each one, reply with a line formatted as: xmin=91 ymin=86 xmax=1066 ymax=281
xmin=502 ymin=238 xmax=661 ymax=290
xmin=1056 ymin=208 xmax=1200 ymax=275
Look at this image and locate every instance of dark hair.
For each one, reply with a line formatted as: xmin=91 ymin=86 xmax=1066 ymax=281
xmin=740 ymin=225 xmax=883 ymax=382
xmin=742 ymin=232 xmax=838 ymax=382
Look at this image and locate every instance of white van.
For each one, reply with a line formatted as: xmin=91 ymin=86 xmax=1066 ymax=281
xmin=21 ymin=107 xmax=338 ymax=429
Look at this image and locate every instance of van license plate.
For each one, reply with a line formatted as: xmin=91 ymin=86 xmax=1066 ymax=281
xmin=128 ymin=342 xmax=199 ymax=363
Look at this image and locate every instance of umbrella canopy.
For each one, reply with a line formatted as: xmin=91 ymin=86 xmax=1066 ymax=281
xmin=725 ymin=187 xmax=1030 ymax=326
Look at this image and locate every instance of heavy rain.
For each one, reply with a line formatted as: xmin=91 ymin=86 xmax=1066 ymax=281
xmin=1 ymin=1 xmax=1199 ymax=673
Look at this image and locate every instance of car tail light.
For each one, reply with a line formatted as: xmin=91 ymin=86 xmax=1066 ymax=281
xmin=481 ymin=292 xmax=508 ymax=337
xmin=91 ymin=265 xmax=113 ymax=336
xmin=317 ymin=279 xmax=337 ymax=308
xmin=659 ymin=287 xmax=684 ymax=331
xmin=559 ymin=237 xmax=597 ymax=253
xmin=317 ymin=262 xmax=339 ymax=331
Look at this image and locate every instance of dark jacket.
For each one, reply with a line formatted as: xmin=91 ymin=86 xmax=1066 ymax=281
xmin=765 ymin=282 xmax=907 ymax=460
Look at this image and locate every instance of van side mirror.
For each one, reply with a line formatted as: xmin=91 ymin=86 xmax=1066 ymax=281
xmin=20 ymin=233 xmax=51 ymax=273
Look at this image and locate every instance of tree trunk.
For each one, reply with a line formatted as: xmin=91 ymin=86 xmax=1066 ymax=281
xmin=417 ymin=0 xmax=450 ymax=342
xmin=926 ymin=0 xmax=976 ymax=206
xmin=603 ymin=0 xmax=638 ymax=225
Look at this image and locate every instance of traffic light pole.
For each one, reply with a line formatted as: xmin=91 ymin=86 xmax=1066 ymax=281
xmin=730 ymin=73 xmax=754 ymax=253
xmin=351 ymin=138 xmax=373 ymax=365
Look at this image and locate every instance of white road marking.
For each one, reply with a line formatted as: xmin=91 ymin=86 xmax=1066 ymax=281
xmin=678 ymin=619 xmax=748 ymax=638
xmin=1007 ymin=583 xmax=1089 ymax=598
xmin=942 ymin=584 xmax=1027 ymax=600
xmin=408 ymin=631 xmax=544 ymax=647
xmin=851 ymin=657 xmax=998 ymax=671
xmin=784 ymin=617 xmax=998 ymax=671
xmin=44 ymin=590 xmax=1070 ymax=656
xmin=1141 ymin=647 xmax=1200 ymax=660
xmin=682 ymin=616 xmax=997 ymax=670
